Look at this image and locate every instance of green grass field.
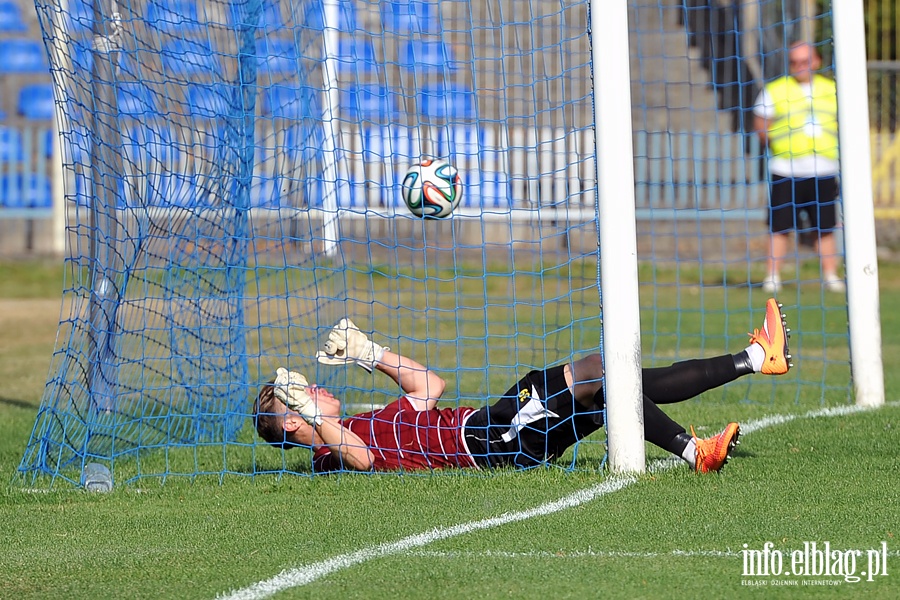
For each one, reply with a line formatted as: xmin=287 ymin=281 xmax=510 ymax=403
xmin=0 ymin=259 xmax=898 ymax=599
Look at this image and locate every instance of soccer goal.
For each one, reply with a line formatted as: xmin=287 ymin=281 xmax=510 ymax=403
xmin=15 ymin=0 xmax=882 ymax=488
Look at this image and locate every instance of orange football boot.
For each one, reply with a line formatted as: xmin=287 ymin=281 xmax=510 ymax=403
xmin=750 ymin=298 xmax=792 ymax=375
xmin=692 ymin=422 xmax=741 ymax=473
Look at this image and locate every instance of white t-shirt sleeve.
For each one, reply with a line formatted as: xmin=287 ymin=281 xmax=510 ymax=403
xmin=753 ymin=88 xmax=775 ymax=119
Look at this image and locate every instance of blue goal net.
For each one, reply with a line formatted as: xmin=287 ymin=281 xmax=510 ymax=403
xmin=13 ymin=0 xmax=853 ymax=488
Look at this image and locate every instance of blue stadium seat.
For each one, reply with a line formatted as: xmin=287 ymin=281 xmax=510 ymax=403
xmin=70 ymin=41 xmax=130 ymax=80
xmin=469 ymin=171 xmax=512 ymax=210
xmin=124 ymin=125 xmax=176 ymax=165
xmin=119 ymin=125 xmax=178 ymax=207
xmin=263 ymin=84 xmax=317 ymax=120
xmin=256 ymin=38 xmax=298 ymax=76
xmin=29 ymin=174 xmax=53 ymax=208
xmin=0 ymin=39 xmax=49 ymax=74
xmin=0 ymin=126 xmax=24 ymax=163
xmin=304 ymin=0 xmax=357 ymax=32
xmin=161 ymin=39 xmax=219 ymax=78
xmin=170 ymin=163 xmax=221 ymax=210
xmin=247 ymin=132 xmax=286 ymax=209
xmin=399 ymin=39 xmax=454 ymax=72
xmin=282 ymin=124 xmax=325 ymax=165
xmin=381 ymin=1 xmax=439 ymax=33
xmin=18 ymin=83 xmax=56 ymax=120
xmin=72 ymin=124 xmax=93 ymax=159
xmin=120 ymin=124 xmax=190 ymax=207
xmin=340 ymin=84 xmax=399 ymax=123
xmin=163 ymin=173 xmax=214 ymax=208
xmin=304 ymin=176 xmax=327 ymax=208
xmin=118 ymin=82 xmax=155 ymax=117
xmin=146 ymin=0 xmax=202 ymax=34
xmin=58 ymin=126 xmax=90 ymax=165
xmin=67 ymin=0 xmax=93 ymax=37
xmin=187 ymin=85 xmax=232 ymax=118
xmin=229 ymin=1 xmax=284 ymax=31
xmin=71 ymin=42 xmax=92 ymax=75
xmin=43 ymin=129 xmax=55 ymax=159
xmin=0 ymin=1 xmax=27 ymax=31
xmin=0 ymin=174 xmax=52 ymax=208
xmin=72 ymin=172 xmax=89 ymax=206
xmin=334 ymin=37 xmax=377 ymax=74
xmin=247 ymin=173 xmax=281 ymax=209
xmin=419 ymin=83 xmax=475 ymax=120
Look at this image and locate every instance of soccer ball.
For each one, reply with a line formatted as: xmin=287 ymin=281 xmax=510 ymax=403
xmin=400 ymin=158 xmax=463 ymax=219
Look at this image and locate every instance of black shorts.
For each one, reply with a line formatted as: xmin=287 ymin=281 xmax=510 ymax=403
xmin=463 ymin=365 xmax=603 ymax=469
xmin=768 ymin=175 xmax=839 ymax=234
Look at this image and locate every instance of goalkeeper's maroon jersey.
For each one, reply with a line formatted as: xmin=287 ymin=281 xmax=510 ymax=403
xmin=312 ymin=396 xmax=479 ymax=472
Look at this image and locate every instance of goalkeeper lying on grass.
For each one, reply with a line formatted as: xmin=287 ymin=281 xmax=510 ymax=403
xmin=254 ymin=298 xmax=791 ymax=473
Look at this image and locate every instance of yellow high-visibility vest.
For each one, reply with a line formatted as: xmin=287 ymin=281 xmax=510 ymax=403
xmin=766 ymin=74 xmax=839 ymax=161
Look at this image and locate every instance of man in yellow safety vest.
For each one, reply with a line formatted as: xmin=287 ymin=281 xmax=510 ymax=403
xmin=753 ymin=41 xmax=844 ymax=294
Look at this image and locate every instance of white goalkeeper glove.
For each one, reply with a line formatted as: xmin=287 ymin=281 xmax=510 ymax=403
xmin=273 ymin=367 xmax=322 ymax=426
xmin=316 ymin=318 xmax=389 ymax=373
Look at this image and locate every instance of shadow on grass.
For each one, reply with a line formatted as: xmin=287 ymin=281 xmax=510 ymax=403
xmin=0 ymin=396 xmax=39 ymax=410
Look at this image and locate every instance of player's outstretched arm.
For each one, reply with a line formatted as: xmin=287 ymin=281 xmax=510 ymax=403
xmin=317 ymin=318 xmax=444 ymax=410
xmin=374 ymin=349 xmax=445 ymax=411
xmin=313 ymin=412 xmax=375 ymax=471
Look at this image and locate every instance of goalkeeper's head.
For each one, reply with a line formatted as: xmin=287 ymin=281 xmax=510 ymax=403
xmin=254 ymin=380 xmax=315 ymax=449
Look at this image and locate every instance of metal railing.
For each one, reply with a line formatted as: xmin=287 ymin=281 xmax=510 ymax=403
xmin=1 ymin=123 xmax=768 ymax=216
xmin=5 ymin=114 xmax=900 ymax=235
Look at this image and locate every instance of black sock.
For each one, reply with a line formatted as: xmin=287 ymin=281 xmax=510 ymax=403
xmin=670 ymin=432 xmax=693 ymax=456
xmin=593 ymin=354 xmax=749 ymax=454
xmin=641 ymin=355 xmax=741 ymax=404
xmin=732 ymin=350 xmax=755 ymax=376
xmin=642 ymin=395 xmax=687 ymax=453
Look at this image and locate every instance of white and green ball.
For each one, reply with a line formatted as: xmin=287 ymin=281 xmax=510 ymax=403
xmin=401 ymin=158 xmax=463 ymax=219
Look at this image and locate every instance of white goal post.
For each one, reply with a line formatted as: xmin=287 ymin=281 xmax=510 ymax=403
xmin=832 ymin=0 xmax=885 ymax=408
xmin=593 ymin=0 xmax=646 ymax=473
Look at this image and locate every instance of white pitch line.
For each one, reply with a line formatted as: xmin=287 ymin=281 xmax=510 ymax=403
xmin=740 ymin=403 xmax=872 ymax=435
xmin=217 ymin=476 xmax=636 ymax=600
xmin=409 ymin=548 xmax=900 ymax=560
xmin=412 ymin=548 xmax=741 ymax=559
xmin=217 ymin=401 xmax=892 ymax=600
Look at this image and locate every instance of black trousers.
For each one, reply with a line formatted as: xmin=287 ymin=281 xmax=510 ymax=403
xmin=463 ymin=355 xmax=740 ymax=468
